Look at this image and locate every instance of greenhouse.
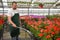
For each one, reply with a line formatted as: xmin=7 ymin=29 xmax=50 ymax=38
xmin=0 ymin=0 xmax=60 ymax=40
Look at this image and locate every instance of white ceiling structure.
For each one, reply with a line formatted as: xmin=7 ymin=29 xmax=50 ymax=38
xmin=2 ymin=0 xmax=58 ymax=2
xmin=0 ymin=0 xmax=60 ymax=15
xmin=0 ymin=0 xmax=59 ymax=8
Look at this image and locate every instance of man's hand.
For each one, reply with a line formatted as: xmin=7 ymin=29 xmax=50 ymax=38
xmin=8 ymin=16 xmax=17 ymax=28
xmin=12 ymin=24 xmax=17 ymax=28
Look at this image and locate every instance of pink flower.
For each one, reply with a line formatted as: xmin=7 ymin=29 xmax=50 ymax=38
xmin=40 ymin=29 xmax=44 ymax=33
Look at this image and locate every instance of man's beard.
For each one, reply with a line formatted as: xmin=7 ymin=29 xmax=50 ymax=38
xmin=13 ymin=8 xmax=17 ymax=10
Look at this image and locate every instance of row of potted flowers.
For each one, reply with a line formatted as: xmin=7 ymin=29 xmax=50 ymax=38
xmin=0 ymin=15 xmax=60 ymax=40
xmin=20 ymin=15 xmax=60 ymax=40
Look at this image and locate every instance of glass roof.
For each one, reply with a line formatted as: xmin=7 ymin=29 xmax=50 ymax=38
xmin=0 ymin=0 xmax=2 ymax=8
xmin=0 ymin=0 xmax=60 ymax=15
xmin=0 ymin=0 xmax=59 ymax=9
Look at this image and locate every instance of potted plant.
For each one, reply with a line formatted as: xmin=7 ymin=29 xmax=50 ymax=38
xmin=0 ymin=16 xmax=4 ymax=40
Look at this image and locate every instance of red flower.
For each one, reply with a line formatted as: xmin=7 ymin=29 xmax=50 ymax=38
xmin=47 ymin=20 xmax=53 ymax=25
xmin=53 ymin=18 xmax=57 ymax=21
xmin=27 ymin=21 xmax=33 ymax=25
xmin=56 ymin=38 xmax=60 ymax=40
xmin=53 ymin=26 xmax=58 ymax=31
xmin=38 ymin=33 xmax=43 ymax=37
xmin=44 ymin=29 xmax=49 ymax=33
xmin=33 ymin=21 xmax=38 ymax=26
xmin=37 ymin=20 xmax=42 ymax=25
xmin=45 ymin=26 xmax=49 ymax=29
xmin=46 ymin=35 xmax=51 ymax=39
xmin=56 ymin=21 xmax=60 ymax=26
xmin=43 ymin=21 xmax=47 ymax=24
xmin=51 ymin=32 xmax=55 ymax=35
xmin=0 ymin=19 xmax=4 ymax=25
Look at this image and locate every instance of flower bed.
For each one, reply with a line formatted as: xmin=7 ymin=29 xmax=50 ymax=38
xmin=20 ymin=15 xmax=60 ymax=40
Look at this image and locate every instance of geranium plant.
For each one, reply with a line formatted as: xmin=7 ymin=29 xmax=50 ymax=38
xmin=0 ymin=16 xmax=4 ymax=30
xmin=20 ymin=15 xmax=60 ymax=40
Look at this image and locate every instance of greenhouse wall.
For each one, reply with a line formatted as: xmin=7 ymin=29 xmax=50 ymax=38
xmin=0 ymin=8 xmax=60 ymax=16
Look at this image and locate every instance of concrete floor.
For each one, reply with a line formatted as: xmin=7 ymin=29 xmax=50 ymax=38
xmin=3 ymin=29 xmax=33 ymax=40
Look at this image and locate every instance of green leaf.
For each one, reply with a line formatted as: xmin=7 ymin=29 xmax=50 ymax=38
xmin=0 ymin=25 xmax=3 ymax=30
xmin=41 ymin=36 xmax=47 ymax=40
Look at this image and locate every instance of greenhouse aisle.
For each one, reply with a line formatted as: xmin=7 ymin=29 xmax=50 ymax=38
xmin=3 ymin=29 xmax=32 ymax=40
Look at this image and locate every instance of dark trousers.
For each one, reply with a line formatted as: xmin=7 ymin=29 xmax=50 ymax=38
xmin=11 ymin=36 xmax=19 ymax=40
xmin=10 ymin=29 xmax=20 ymax=40
xmin=11 ymin=35 xmax=19 ymax=40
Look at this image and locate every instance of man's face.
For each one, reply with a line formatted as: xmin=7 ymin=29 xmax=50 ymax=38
xmin=12 ymin=3 xmax=17 ymax=9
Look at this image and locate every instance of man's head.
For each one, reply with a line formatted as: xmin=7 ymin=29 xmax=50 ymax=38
xmin=12 ymin=1 xmax=17 ymax=10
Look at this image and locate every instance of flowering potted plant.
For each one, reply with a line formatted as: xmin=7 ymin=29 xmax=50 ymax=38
xmin=38 ymin=18 xmax=60 ymax=40
xmin=0 ymin=17 xmax=4 ymax=30
xmin=0 ymin=16 xmax=4 ymax=39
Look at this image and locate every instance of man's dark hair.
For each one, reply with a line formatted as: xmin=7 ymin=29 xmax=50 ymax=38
xmin=12 ymin=1 xmax=17 ymax=5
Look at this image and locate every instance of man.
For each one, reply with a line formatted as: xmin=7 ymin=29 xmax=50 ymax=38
xmin=7 ymin=1 xmax=20 ymax=40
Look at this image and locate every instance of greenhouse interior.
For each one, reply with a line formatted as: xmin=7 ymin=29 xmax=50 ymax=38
xmin=0 ymin=0 xmax=60 ymax=40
